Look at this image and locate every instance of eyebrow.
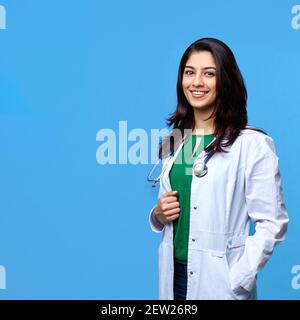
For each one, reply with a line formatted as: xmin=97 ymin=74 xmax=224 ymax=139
xmin=184 ymin=65 xmax=216 ymax=70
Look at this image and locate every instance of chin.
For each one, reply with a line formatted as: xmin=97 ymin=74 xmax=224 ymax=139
xmin=190 ymin=102 xmax=214 ymax=111
xmin=189 ymin=101 xmax=210 ymax=108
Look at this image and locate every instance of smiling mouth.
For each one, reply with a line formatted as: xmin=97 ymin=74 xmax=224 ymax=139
xmin=190 ymin=90 xmax=209 ymax=98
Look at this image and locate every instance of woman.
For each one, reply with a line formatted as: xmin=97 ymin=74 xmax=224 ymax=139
xmin=149 ymin=38 xmax=288 ymax=300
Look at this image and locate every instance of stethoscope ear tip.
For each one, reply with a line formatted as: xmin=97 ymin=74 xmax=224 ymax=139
xmin=152 ymin=180 xmax=159 ymax=188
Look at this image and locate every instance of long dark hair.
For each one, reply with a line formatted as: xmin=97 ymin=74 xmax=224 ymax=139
xmin=159 ymin=37 xmax=266 ymax=159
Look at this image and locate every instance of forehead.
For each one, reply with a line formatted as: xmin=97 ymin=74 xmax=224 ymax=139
xmin=185 ymin=51 xmax=216 ymax=68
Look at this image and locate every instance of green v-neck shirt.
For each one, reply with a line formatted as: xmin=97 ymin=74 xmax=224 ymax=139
xmin=169 ymin=133 xmax=216 ymax=264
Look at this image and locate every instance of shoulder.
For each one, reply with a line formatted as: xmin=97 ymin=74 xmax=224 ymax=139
xmin=238 ymin=127 xmax=278 ymax=158
xmin=240 ymin=127 xmax=274 ymax=147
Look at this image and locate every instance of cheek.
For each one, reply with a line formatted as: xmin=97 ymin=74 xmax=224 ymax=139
xmin=208 ymin=80 xmax=217 ymax=93
xmin=182 ymin=78 xmax=191 ymax=89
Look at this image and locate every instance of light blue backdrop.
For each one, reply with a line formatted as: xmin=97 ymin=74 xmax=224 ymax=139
xmin=0 ymin=0 xmax=299 ymax=299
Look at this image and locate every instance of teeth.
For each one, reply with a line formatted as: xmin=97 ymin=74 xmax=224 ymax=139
xmin=192 ymin=91 xmax=207 ymax=95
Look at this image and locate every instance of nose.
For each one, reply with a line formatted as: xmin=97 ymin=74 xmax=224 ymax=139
xmin=192 ymin=72 xmax=204 ymax=87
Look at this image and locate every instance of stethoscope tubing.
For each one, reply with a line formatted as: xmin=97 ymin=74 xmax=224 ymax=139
xmin=147 ymin=135 xmax=216 ymax=187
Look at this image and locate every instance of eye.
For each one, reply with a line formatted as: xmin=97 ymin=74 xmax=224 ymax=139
xmin=205 ymin=71 xmax=215 ymax=77
xmin=184 ymin=70 xmax=193 ymax=75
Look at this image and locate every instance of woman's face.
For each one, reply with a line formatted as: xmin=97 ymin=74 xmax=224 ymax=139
xmin=182 ymin=50 xmax=217 ymax=112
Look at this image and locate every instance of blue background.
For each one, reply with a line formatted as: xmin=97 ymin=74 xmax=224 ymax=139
xmin=0 ymin=0 xmax=299 ymax=299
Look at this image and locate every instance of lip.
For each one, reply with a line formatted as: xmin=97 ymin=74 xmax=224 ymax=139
xmin=190 ymin=90 xmax=209 ymax=99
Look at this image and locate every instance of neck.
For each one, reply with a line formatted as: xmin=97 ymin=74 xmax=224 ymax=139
xmin=192 ymin=108 xmax=215 ymax=135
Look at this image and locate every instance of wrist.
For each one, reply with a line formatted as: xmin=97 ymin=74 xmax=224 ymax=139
xmin=153 ymin=207 xmax=165 ymax=227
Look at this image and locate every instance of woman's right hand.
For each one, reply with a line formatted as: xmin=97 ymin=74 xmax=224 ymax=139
xmin=154 ymin=191 xmax=180 ymax=226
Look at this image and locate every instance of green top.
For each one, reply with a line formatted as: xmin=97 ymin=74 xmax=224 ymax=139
xmin=169 ymin=133 xmax=216 ymax=264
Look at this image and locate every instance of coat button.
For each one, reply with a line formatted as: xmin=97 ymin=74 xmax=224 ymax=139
xmin=193 ymin=206 xmax=197 ymax=210
xmin=190 ymin=271 xmax=193 ymax=275
xmin=192 ymin=238 xmax=195 ymax=242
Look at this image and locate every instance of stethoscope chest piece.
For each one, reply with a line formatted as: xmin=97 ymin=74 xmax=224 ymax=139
xmin=193 ymin=160 xmax=208 ymax=177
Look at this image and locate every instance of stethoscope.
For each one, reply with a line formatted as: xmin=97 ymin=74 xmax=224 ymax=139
xmin=147 ymin=136 xmax=216 ymax=187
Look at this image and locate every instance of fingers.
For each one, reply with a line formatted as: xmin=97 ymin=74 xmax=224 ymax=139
xmin=156 ymin=190 xmax=180 ymax=224
xmin=163 ymin=196 xmax=178 ymax=203
xmin=162 ymin=191 xmax=178 ymax=198
xmin=164 ymin=207 xmax=180 ymax=217
xmin=161 ymin=201 xmax=179 ymax=212
xmin=161 ymin=191 xmax=178 ymax=204
xmin=165 ymin=213 xmax=180 ymax=222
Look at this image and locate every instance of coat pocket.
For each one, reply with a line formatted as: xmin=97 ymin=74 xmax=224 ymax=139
xmin=223 ymin=240 xmax=252 ymax=300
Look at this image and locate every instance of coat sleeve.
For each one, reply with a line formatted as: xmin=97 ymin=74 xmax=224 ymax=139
xmin=229 ymin=134 xmax=289 ymax=292
xmin=148 ymin=157 xmax=170 ymax=233
xmin=149 ymin=206 xmax=165 ymax=232
xmin=149 ymin=179 xmax=166 ymax=233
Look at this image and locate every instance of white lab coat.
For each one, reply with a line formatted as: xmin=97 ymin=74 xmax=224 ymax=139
xmin=149 ymin=128 xmax=288 ymax=300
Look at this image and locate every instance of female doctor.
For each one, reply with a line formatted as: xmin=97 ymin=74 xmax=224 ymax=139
xmin=149 ymin=38 xmax=288 ymax=300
